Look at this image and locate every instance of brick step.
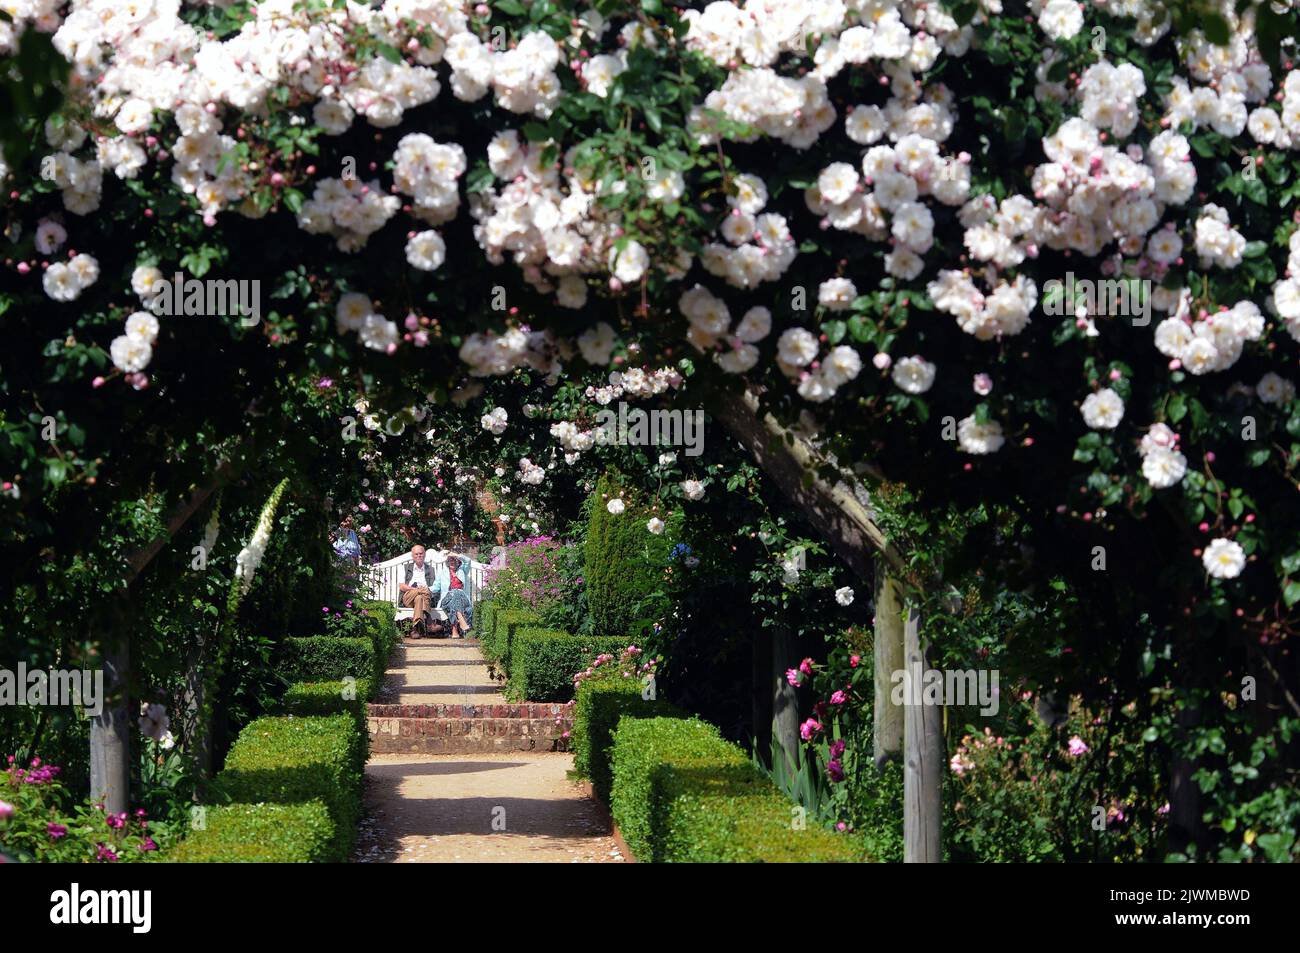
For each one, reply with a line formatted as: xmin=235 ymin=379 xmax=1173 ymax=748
xmin=368 ymin=703 xmax=566 ymax=719
xmin=367 ymin=702 xmax=573 ymax=754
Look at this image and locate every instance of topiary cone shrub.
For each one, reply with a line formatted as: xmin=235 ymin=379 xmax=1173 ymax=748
xmin=582 ymin=473 xmax=680 ymax=638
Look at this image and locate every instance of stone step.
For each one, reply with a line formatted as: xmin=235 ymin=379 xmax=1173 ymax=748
xmin=367 ymin=702 xmax=573 ymax=755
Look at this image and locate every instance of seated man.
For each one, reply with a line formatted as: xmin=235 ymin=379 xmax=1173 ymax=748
xmin=397 ymin=544 xmax=436 ymax=637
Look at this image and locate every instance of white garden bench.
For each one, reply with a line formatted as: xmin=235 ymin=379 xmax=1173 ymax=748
xmin=363 ymin=551 xmax=490 ymax=622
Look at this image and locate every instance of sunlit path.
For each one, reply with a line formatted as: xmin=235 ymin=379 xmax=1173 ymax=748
xmin=357 ymin=637 xmax=622 ymax=863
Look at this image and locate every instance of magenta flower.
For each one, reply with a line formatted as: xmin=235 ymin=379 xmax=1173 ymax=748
xmin=829 ymin=739 xmax=846 ymax=760
xmin=849 ymin=655 xmax=861 ymax=668
xmin=95 ymin=844 xmax=119 ymax=862
xmin=799 ymin=718 xmax=822 ymax=741
xmin=827 ymin=759 xmax=845 ymax=782
xmin=785 ymin=668 xmax=801 ymax=686
xmin=0 ymin=800 xmax=13 ymax=819
xmin=799 ymin=658 xmax=814 ymax=676
xmin=47 ymin=822 xmax=67 ymax=839
xmin=830 ymin=690 xmax=847 ymax=705
xmin=1067 ymin=736 xmax=1089 ymax=757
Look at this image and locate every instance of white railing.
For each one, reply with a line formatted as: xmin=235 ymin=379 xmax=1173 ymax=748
xmin=363 ymin=550 xmax=490 ymax=618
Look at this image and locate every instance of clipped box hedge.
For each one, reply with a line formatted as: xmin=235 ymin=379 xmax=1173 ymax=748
xmin=573 ymin=677 xmax=684 ymax=804
xmin=166 ymin=802 xmax=335 ymax=863
xmin=479 ymin=605 xmax=538 ymax=673
xmin=212 ymin=714 xmax=365 ymax=862
xmin=475 ymin=600 xmax=497 ymax=652
xmin=610 ymin=717 xmax=867 ymax=864
xmin=281 ymin=679 xmax=372 ymax=760
xmin=506 ymin=629 xmax=629 ymax=702
xmin=281 ymin=636 xmax=379 ymax=694
xmin=356 ymin=599 xmax=399 ymax=663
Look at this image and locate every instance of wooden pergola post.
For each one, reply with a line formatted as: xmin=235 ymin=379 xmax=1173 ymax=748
xmin=903 ymin=604 xmax=943 ymax=862
xmin=873 ymin=566 xmax=904 ymax=766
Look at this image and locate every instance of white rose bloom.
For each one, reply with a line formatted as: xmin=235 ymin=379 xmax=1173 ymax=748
xmin=67 ymin=253 xmax=99 ymax=289
xmin=557 ymin=275 xmax=589 ymax=309
xmin=777 ymin=328 xmax=819 ymax=367
xmin=359 ymin=314 xmax=400 ymax=351
xmin=125 ymin=311 xmax=160 ymax=344
xmin=606 ymin=497 xmax=626 ymax=515
xmin=658 ymin=452 xmax=677 ymax=466
xmin=1039 ymin=0 xmax=1085 ymax=41
xmin=817 ymin=162 xmax=860 ymax=205
xmin=578 ymin=322 xmax=617 ymax=364
xmin=822 ymin=346 xmax=862 ymax=387
xmin=1257 ymin=372 xmax=1296 ymax=405
xmin=734 ymin=306 xmax=772 ymax=342
xmin=647 ymin=517 xmax=665 ymax=535
xmin=681 ymin=479 xmax=705 ymax=501
xmin=957 ymin=416 xmax=1006 ymax=454
xmin=481 ymin=407 xmax=508 ymax=435
xmin=1202 ymin=538 xmax=1246 ymax=579
xmin=717 ymin=343 xmax=760 ymax=374
xmin=405 ymin=230 xmax=447 ymax=271
xmin=43 ymin=263 xmax=81 ymax=302
xmin=583 ymin=54 xmax=625 ymax=97
xmin=110 ymin=334 xmax=152 ymax=373
xmin=818 ymin=278 xmax=858 ymax=311
xmin=610 ymin=240 xmax=649 ymax=283
xmin=892 ymin=356 xmax=937 ymax=394
xmin=1081 ymin=388 xmax=1125 ymax=429
xmin=132 ymin=266 xmax=164 ymax=298
xmin=835 ymin=586 xmax=855 ymax=606
xmin=1141 ymin=447 xmax=1187 ymax=489
xmin=336 ymin=293 xmax=373 ymax=332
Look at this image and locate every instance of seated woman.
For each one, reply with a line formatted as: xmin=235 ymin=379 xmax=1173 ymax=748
xmin=438 ymin=554 xmax=473 ymax=639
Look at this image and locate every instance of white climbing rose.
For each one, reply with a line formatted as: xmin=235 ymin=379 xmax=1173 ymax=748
xmin=1202 ymin=539 xmax=1246 ymax=580
xmin=1080 ymin=388 xmax=1125 ymax=430
xmin=606 ymin=498 xmax=625 ymax=515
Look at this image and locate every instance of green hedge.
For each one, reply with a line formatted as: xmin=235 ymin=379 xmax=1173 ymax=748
xmin=165 ymin=802 xmax=335 ymax=863
xmin=281 ymin=636 xmax=379 ymax=695
xmin=583 ymin=473 xmax=680 ymax=637
xmin=506 ymin=630 xmax=628 ymax=702
xmin=281 ymin=679 xmax=371 ymax=760
xmin=610 ymin=717 xmax=867 ymax=863
xmin=212 ymin=714 xmax=365 ymax=862
xmin=476 ymin=600 xmax=497 ymax=655
xmin=356 ymin=599 xmax=398 ymax=664
xmin=573 ymin=677 xmax=684 ymax=804
xmin=479 ymin=606 xmax=538 ymax=674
